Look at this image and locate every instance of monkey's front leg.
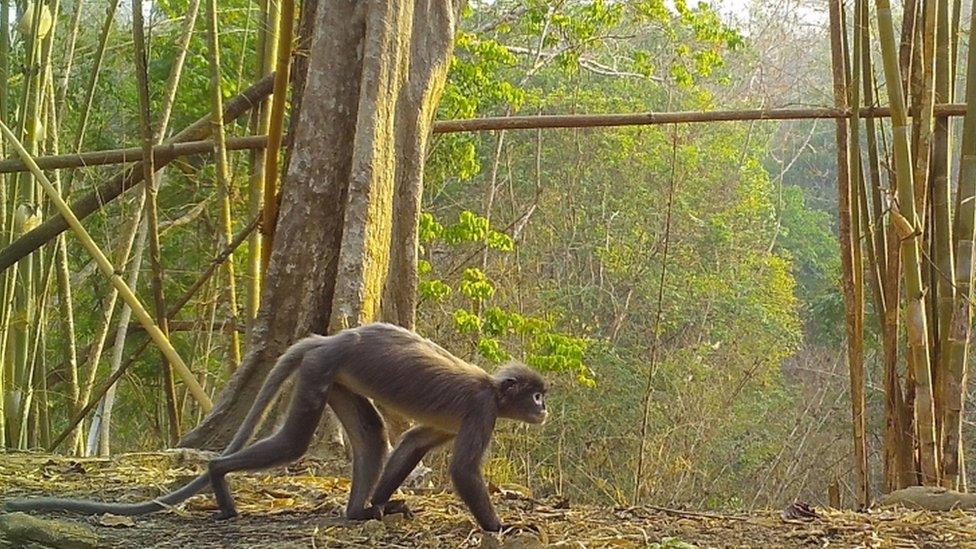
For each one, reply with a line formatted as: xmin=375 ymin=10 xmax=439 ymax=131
xmin=450 ymin=414 xmax=503 ymax=532
xmin=370 ymin=425 xmax=453 ymax=514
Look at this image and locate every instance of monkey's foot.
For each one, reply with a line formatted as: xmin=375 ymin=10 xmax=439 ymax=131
xmin=212 ymin=509 xmax=239 ymax=521
xmin=382 ymin=499 xmax=412 ymax=518
xmin=347 ymin=506 xmax=383 ymax=521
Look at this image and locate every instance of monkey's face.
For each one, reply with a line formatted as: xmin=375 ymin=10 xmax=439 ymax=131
xmin=496 ymin=373 xmax=548 ymax=424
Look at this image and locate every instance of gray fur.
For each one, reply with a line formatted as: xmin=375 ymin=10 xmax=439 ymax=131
xmin=5 ymin=323 xmax=549 ymax=532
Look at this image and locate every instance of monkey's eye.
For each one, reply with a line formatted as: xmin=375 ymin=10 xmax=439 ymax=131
xmin=532 ymin=392 xmax=544 ymax=406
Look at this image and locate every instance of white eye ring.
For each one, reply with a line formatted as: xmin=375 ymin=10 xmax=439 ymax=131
xmin=533 ymin=392 xmax=544 ymax=406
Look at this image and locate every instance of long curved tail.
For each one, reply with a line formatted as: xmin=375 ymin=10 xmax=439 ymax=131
xmin=4 ymin=336 xmax=326 ymax=515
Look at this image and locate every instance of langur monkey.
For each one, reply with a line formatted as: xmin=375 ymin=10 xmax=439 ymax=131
xmin=5 ymin=323 xmax=549 ymax=532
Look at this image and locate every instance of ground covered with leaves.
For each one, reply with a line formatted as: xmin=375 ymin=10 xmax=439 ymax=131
xmin=2 ymin=452 xmax=975 ymax=548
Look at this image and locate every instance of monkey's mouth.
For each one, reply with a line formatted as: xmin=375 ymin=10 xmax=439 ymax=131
xmin=532 ymin=411 xmax=548 ymax=424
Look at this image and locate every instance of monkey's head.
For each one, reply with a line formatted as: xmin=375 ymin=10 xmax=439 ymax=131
xmin=493 ymin=362 xmax=548 ymax=424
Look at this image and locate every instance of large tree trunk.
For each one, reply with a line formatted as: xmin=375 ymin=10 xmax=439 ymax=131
xmin=179 ymin=0 xmax=461 ymax=451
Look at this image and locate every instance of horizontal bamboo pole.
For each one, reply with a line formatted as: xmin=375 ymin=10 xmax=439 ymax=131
xmin=0 ymin=135 xmax=268 ymax=174
xmin=1 ymin=104 xmax=969 ymax=175
xmin=0 ymin=120 xmax=214 ymax=413
xmin=432 ymin=103 xmax=968 ymax=133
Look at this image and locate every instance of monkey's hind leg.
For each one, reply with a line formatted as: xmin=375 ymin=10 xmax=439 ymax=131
xmin=327 ymin=385 xmax=389 ymax=521
xmin=207 ymin=358 xmax=335 ymax=520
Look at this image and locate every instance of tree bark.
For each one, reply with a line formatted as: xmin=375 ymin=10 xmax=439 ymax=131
xmin=179 ymin=0 xmax=462 ymax=450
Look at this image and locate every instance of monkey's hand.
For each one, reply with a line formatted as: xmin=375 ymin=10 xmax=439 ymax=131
xmin=382 ymin=499 xmax=413 ymax=518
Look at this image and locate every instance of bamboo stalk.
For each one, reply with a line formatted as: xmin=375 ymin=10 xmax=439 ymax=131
xmin=260 ymin=0 xmax=295 ymax=272
xmin=831 ymin=0 xmax=868 ymax=506
xmin=205 ymin=0 xmax=242 ymax=369
xmin=9 ymin=0 xmax=53 ymax=450
xmin=876 ymin=0 xmax=941 ymax=485
xmin=0 ymin=120 xmax=213 ymax=412
xmin=941 ymin=0 xmax=976 ymax=490
xmin=133 ymin=0 xmax=182 ymax=446
xmin=898 ymin=0 xmax=920 ymax=97
xmin=246 ymin=0 xmax=281 ymax=323
xmin=930 ymin=0 xmax=954 ymax=487
xmin=849 ymin=0 xmax=870 ymax=507
xmin=912 ymin=0 xmax=938 ymax=220
xmin=0 ymin=0 xmax=8 ymax=136
xmin=41 ymin=62 xmax=84 ymax=455
xmin=0 ymin=0 xmax=9 ymax=447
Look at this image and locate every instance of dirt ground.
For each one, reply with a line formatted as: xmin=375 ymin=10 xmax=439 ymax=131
xmin=2 ymin=451 xmax=975 ymax=548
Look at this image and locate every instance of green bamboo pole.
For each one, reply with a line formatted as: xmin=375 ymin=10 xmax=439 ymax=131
xmin=876 ymin=0 xmax=940 ymax=485
xmin=42 ymin=63 xmax=84 ymax=455
xmin=0 ymin=0 xmax=8 ymax=446
xmin=9 ymin=0 xmax=51 ymax=449
xmin=205 ymin=0 xmax=243 ymax=369
xmin=941 ymin=0 xmax=976 ymax=490
xmin=0 ymin=120 xmax=213 ymax=412
xmin=247 ymin=0 xmax=281 ymax=324
xmin=260 ymin=0 xmax=295 ymax=273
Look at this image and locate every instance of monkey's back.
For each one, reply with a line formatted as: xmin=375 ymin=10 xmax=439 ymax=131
xmin=327 ymin=323 xmax=495 ymax=432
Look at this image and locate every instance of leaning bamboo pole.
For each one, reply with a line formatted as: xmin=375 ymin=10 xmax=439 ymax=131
xmin=941 ymin=0 xmax=976 ymax=490
xmin=0 ymin=120 xmax=213 ymax=412
xmin=205 ymin=0 xmax=242 ymax=368
xmin=876 ymin=0 xmax=941 ymax=485
xmin=0 ymin=136 xmax=268 ymax=174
